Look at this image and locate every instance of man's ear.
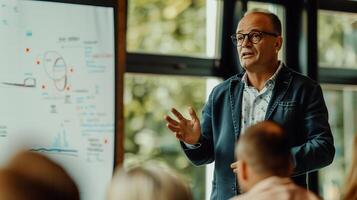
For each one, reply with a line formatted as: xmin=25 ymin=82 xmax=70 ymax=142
xmin=275 ymin=36 xmax=283 ymax=52
xmin=238 ymin=160 xmax=248 ymax=181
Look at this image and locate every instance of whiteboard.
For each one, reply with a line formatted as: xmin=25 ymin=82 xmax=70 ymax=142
xmin=0 ymin=1 xmax=115 ymax=200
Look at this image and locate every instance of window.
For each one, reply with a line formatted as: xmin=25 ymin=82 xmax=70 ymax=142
xmin=124 ymin=73 xmax=221 ymax=200
xmin=318 ymin=10 xmax=357 ymax=68
xmin=127 ymin=0 xmax=222 ymax=58
xmin=319 ymin=85 xmax=357 ymax=200
xmin=125 ymin=1 xmax=224 ymax=199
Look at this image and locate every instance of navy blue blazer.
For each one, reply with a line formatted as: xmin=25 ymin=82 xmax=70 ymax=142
xmin=181 ymin=65 xmax=335 ymax=200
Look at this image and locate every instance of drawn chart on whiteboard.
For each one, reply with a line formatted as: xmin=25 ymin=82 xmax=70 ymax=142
xmin=0 ymin=1 xmax=115 ymax=200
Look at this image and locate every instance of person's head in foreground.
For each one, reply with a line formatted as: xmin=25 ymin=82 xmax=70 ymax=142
xmin=236 ymin=120 xmax=291 ymax=192
xmin=108 ymin=163 xmax=192 ymax=200
xmin=0 ymin=151 xmax=79 ymax=200
xmin=234 ymin=121 xmax=320 ymax=200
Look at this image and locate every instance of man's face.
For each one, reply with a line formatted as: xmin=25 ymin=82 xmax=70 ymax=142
xmin=236 ymin=13 xmax=281 ymax=72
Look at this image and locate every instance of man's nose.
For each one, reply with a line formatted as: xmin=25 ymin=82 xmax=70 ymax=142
xmin=240 ymin=35 xmax=252 ymax=47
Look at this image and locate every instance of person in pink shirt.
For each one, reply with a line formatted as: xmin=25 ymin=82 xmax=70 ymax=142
xmin=231 ymin=121 xmax=320 ymax=200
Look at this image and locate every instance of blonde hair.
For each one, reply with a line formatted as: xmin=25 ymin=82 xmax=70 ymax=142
xmin=343 ymin=134 xmax=357 ymax=200
xmin=108 ymin=164 xmax=192 ymax=200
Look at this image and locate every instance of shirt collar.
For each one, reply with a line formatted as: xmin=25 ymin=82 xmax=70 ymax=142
xmin=241 ymin=61 xmax=283 ymax=87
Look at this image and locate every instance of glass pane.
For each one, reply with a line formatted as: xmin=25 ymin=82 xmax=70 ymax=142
xmin=247 ymin=2 xmax=286 ymax=62
xmin=318 ymin=10 xmax=357 ymax=68
xmin=319 ymin=85 xmax=357 ymax=200
xmin=127 ymin=0 xmax=209 ymax=57
xmin=124 ymin=73 xmax=221 ymax=200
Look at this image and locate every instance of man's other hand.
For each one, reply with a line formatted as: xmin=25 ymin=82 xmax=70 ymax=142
xmin=164 ymin=107 xmax=201 ymax=145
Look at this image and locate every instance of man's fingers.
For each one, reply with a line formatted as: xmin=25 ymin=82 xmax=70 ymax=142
xmin=164 ymin=115 xmax=179 ymax=126
xmin=175 ymin=132 xmax=183 ymax=140
xmin=171 ymin=108 xmax=185 ymax=121
xmin=231 ymin=162 xmax=239 ymax=174
xmin=167 ymin=124 xmax=181 ymax=132
xmin=188 ymin=107 xmax=199 ymax=121
xmin=230 ymin=162 xmax=238 ymax=169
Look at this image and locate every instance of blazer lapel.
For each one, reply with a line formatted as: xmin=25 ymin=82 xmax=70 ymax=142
xmin=265 ymin=65 xmax=293 ymax=120
xmin=229 ymin=76 xmax=244 ymax=139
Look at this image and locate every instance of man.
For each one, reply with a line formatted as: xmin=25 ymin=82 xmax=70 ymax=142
xmin=231 ymin=121 xmax=320 ymax=200
xmin=164 ymin=10 xmax=334 ymax=200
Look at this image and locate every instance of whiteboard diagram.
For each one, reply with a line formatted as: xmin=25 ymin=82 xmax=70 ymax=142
xmin=0 ymin=1 xmax=115 ymax=200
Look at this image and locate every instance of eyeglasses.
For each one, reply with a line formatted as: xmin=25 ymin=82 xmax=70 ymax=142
xmin=231 ymin=31 xmax=279 ymax=47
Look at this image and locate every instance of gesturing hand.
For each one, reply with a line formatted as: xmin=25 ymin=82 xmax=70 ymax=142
xmin=164 ymin=107 xmax=201 ymax=145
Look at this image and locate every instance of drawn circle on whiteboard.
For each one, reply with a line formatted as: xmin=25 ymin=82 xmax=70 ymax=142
xmin=43 ymin=51 xmax=68 ymax=91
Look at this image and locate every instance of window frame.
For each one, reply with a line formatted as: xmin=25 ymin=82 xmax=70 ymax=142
xmin=125 ymin=0 xmax=225 ymax=77
xmin=317 ymin=4 xmax=357 ymax=84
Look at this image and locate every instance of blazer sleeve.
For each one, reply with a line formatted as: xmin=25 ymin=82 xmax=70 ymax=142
xmin=291 ymin=84 xmax=335 ymax=176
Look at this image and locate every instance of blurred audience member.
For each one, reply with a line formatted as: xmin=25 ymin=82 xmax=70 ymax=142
xmin=231 ymin=121 xmax=320 ymax=200
xmin=343 ymin=134 xmax=357 ymax=200
xmin=108 ymin=163 xmax=192 ymax=200
xmin=0 ymin=151 xmax=79 ymax=200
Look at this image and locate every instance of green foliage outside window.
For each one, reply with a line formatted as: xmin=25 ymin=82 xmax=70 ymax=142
xmin=320 ymin=87 xmax=357 ymax=200
xmin=318 ymin=11 xmax=357 ymax=68
xmin=124 ymin=74 xmax=208 ymax=200
xmin=127 ymin=0 xmax=206 ymax=56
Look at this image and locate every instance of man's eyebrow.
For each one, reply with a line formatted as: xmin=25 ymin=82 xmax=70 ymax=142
xmin=236 ymin=28 xmax=262 ymax=34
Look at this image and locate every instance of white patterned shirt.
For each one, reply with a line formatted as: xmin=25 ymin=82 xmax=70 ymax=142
xmin=240 ymin=62 xmax=283 ymax=134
